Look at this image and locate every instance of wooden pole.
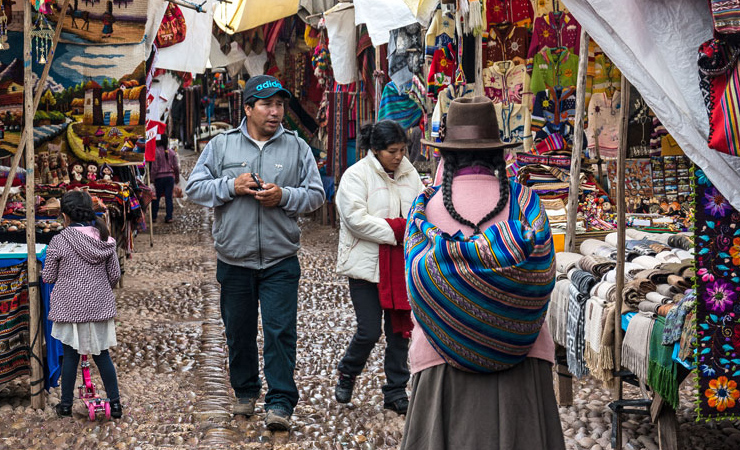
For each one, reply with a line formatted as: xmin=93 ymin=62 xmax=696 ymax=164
xmin=474 ymin=31 xmax=483 ymax=97
xmin=146 ymin=164 xmax=154 ymax=247
xmin=565 ymin=30 xmax=589 ymax=252
xmin=24 ymin=0 xmax=44 ymax=410
xmin=613 ymin=74 xmax=631 ymax=450
xmin=0 ymin=0 xmax=70 ymax=217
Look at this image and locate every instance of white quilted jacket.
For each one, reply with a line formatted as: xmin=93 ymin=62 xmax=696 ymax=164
xmin=335 ymin=152 xmax=424 ymax=283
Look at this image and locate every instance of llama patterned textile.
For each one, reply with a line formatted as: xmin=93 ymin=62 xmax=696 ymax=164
xmin=42 ymin=227 xmax=120 ymax=323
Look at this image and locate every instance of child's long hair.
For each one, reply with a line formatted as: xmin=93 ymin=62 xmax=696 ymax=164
xmin=61 ymin=190 xmax=110 ymax=241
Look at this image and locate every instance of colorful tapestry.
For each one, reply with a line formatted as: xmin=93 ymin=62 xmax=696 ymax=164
xmin=694 ymin=168 xmax=740 ymax=421
xmin=325 ymin=91 xmax=348 ymax=178
xmin=49 ymin=0 xmax=149 ymax=45
xmin=0 ymin=8 xmax=145 ymax=167
xmin=0 ymin=263 xmax=29 ymax=384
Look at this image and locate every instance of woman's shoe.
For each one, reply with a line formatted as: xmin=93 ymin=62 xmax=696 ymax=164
xmin=383 ymin=397 xmax=409 ymax=415
xmin=55 ymin=403 xmax=72 ymax=417
xmin=335 ymin=372 xmax=356 ymax=404
xmin=110 ymin=400 xmax=122 ymax=418
xmin=164 ymin=218 xmax=173 ymax=224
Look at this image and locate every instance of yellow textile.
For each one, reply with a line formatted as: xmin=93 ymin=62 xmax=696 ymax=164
xmin=214 ymin=0 xmax=299 ymax=34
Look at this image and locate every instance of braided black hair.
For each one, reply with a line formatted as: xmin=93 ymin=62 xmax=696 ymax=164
xmin=61 ymin=190 xmax=110 ymax=241
xmin=358 ymin=120 xmax=407 ymax=151
xmin=440 ymin=149 xmax=509 ymax=235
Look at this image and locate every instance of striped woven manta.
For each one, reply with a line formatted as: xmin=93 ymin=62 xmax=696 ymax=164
xmin=404 ymin=181 xmax=556 ymax=373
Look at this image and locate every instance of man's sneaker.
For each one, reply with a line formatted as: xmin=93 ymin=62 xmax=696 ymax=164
xmin=384 ymin=397 xmax=409 ymax=415
xmin=335 ymin=372 xmax=355 ymax=404
xmin=265 ymin=408 xmax=291 ymax=431
xmin=233 ymin=396 xmax=257 ymax=416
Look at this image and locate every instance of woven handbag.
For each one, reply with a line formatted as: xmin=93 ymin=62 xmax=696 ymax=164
xmin=156 ymin=3 xmax=187 ymax=48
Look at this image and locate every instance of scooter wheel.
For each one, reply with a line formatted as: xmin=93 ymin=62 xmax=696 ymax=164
xmin=88 ymin=403 xmax=96 ymax=421
xmin=104 ymin=401 xmax=111 ymax=420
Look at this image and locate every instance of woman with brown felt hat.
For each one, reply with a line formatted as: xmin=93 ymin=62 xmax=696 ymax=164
xmin=401 ymin=97 xmax=564 ymax=450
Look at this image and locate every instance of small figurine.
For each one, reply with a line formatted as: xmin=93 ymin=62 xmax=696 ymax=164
xmin=50 ymin=170 xmax=59 ymax=185
xmin=86 ymin=163 xmax=98 ymax=182
xmin=58 ymin=153 xmax=70 ymax=184
xmin=72 ymin=163 xmax=85 ymax=182
xmin=97 ymin=142 xmax=108 ymax=159
xmin=40 ymin=153 xmax=51 ymax=185
xmin=99 ymin=163 xmax=114 ymax=182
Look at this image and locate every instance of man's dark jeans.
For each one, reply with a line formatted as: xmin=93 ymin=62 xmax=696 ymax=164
xmin=338 ymin=278 xmax=410 ymax=403
xmin=216 ymin=257 xmax=300 ymax=414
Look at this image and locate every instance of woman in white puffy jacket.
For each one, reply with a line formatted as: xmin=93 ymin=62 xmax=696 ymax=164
xmin=334 ymin=120 xmax=424 ymax=414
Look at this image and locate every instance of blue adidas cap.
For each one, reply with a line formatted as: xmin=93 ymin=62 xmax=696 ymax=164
xmin=243 ymin=75 xmax=292 ymax=103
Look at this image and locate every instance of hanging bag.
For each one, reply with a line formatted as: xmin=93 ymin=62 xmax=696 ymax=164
xmin=156 ymin=3 xmax=187 ymax=48
xmin=711 ymin=0 xmax=740 ymax=35
xmin=698 ymin=38 xmax=740 ymax=157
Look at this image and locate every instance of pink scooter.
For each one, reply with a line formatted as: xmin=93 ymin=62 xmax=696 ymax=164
xmin=78 ymin=355 xmax=111 ymax=420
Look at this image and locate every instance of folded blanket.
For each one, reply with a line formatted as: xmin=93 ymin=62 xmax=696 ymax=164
xmin=622 ymin=311 xmax=656 ymax=381
xmin=646 ymin=291 xmax=672 ymax=304
xmin=633 ymin=255 xmax=661 ymax=270
xmin=650 ymin=243 xmax=671 ymax=254
xmin=667 ymin=274 xmax=691 ymax=291
xmin=578 ymin=255 xmax=616 ymax=279
xmin=662 ymin=291 xmax=696 ymax=345
xmin=604 ymin=262 xmax=642 ymax=283
xmin=656 ymin=250 xmax=681 ymax=263
xmin=677 ymin=310 xmax=696 ymax=362
xmin=580 ymin=239 xmax=616 ymax=259
xmin=656 ymin=284 xmax=678 ymax=297
xmin=648 ymin=316 xmax=679 ymax=410
xmin=638 ymin=300 xmax=661 ymax=314
xmin=673 ymin=249 xmax=693 ymax=261
xmin=634 ymin=269 xmax=671 ymax=285
xmin=569 ymin=269 xmax=596 ymax=295
xmin=566 ymin=283 xmax=590 ymax=378
xmin=593 ymin=280 xmax=617 ymax=303
xmin=605 ymin=232 xmax=619 ymax=248
xmin=668 ymin=234 xmax=693 ymax=251
xmin=546 ymin=279 xmax=572 ymax=347
xmin=623 ymin=278 xmax=657 ymax=311
xmin=556 ymin=252 xmax=583 ymax=274
xmin=659 ymin=261 xmax=694 ymax=277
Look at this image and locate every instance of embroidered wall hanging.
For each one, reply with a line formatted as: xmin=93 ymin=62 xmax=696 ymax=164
xmin=694 ymin=169 xmax=740 ymax=421
xmin=0 ymin=262 xmax=29 ymax=385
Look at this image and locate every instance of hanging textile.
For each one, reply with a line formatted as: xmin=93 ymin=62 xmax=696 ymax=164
xmin=694 ymin=169 xmax=740 ymax=421
xmin=353 ymin=0 xmax=417 ymax=47
xmin=586 ymin=90 xmax=621 ymax=158
xmin=0 ymin=262 xmax=29 ymax=385
xmin=324 ymin=3 xmax=358 ymax=85
xmin=482 ymin=60 xmax=529 ymax=104
xmin=528 ymin=11 xmax=581 ymax=59
xmin=529 ymin=47 xmax=579 ymax=95
xmin=214 ymin=0 xmax=298 ymax=34
xmin=388 ymin=23 xmax=424 ymax=88
xmin=377 ymin=81 xmax=423 ymax=130
xmin=486 ymin=0 xmax=534 ymax=29
xmin=326 ymin=91 xmax=348 ymax=177
xmin=484 ymin=22 xmax=529 ymax=67
xmin=698 ymin=39 xmax=740 ymax=157
xmin=155 ymin=0 xmax=215 ymax=74
xmin=531 ymin=86 xmax=577 ymax=144
xmin=425 ymin=9 xmax=456 ymax=56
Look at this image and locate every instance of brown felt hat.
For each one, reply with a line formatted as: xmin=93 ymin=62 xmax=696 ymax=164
xmin=421 ymin=96 xmax=520 ymax=151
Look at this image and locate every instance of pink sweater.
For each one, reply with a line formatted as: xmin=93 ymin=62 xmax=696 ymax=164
xmin=409 ymin=173 xmax=556 ymax=374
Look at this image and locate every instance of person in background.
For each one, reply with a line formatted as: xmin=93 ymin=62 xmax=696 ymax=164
xmin=42 ymin=190 xmax=122 ymax=419
xmin=151 ymin=135 xmax=180 ymax=224
xmin=186 ymin=75 xmax=325 ymax=431
xmin=334 ymin=120 xmax=424 ymax=415
xmin=101 ymin=0 xmax=114 ymax=38
xmin=401 ymin=97 xmax=564 ymax=449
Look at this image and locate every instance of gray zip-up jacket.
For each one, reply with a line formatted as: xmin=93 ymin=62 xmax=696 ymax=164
xmin=186 ymin=120 xmax=325 ymax=269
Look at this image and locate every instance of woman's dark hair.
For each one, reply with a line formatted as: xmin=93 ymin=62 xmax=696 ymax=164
xmin=61 ymin=190 xmax=110 ymax=241
xmin=440 ymin=149 xmax=509 ymax=235
xmin=358 ymin=120 xmax=407 ymax=151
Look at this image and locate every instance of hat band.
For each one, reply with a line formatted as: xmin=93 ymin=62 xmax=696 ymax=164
xmin=445 ymin=125 xmax=498 ymax=142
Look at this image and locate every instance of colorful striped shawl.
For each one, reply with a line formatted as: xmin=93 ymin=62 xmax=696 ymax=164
xmin=405 ymin=181 xmax=556 ymax=373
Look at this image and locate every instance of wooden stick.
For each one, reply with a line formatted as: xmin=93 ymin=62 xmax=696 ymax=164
xmin=0 ymin=0 xmax=70 ymax=217
xmin=24 ymin=0 xmax=44 ymax=410
xmin=565 ymin=29 xmax=589 ymax=252
xmin=613 ymin=74 xmax=631 ymax=450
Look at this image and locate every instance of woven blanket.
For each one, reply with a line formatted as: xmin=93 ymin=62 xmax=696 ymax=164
xmin=0 ymin=263 xmax=30 ymax=385
xmin=678 ymin=309 xmax=696 ymax=362
xmin=638 ymin=300 xmax=662 ymax=314
xmin=377 ymin=81 xmax=423 ymax=129
xmin=556 ymin=252 xmax=583 ymax=274
xmin=667 ymin=274 xmax=691 ymax=291
xmin=594 ymin=281 xmax=617 ymax=303
xmin=622 ymin=311 xmax=656 ymax=381
xmin=648 ymin=316 xmax=680 ymax=410
xmin=580 ymin=239 xmax=616 ymax=259
xmin=325 ymin=91 xmax=348 ymax=177
xmin=405 ymin=182 xmax=556 ymax=373
xmin=662 ymin=290 xmax=696 ymax=345
xmin=633 ymin=255 xmax=661 ymax=270
xmin=623 ymin=278 xmax=657 ymax=312
xmin=646 ymin=291 xmax=672 ymax=304
xmin=547 ymin=279 xmax=572 ymax=347
xmin=566 ymin=283 xmax=590 ymax=378
xmin=656 ymin=250 xmax=682 ymax=263
xmin=650 ymin=243 xmax=671 ymax=254
xmin=585 ymin=297 xmax=614 ymax=386
xmin=659 ymin=261 xmax=694 ymax=277
xmin=577 ymin=255 xmax=616 ymax=279
xmin=694 ymin=173 xmax=740 ymax=420
xmin=667 ymin=234 xmax=693 ymax=251
xmin=633 ymin=269 xmax=671 ymax=285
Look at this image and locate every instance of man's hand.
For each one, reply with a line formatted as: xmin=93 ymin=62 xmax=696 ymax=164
xmin=234 ymin=172 xmax=264 ymax=196
xmin=254 ymin=183 xmax=282 ymax=207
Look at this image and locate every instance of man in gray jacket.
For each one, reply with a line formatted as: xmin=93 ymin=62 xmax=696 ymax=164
xmin=186 ymin=75 xmax=325 ymax=431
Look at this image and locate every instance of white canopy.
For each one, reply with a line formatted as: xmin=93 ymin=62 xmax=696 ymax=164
xmin=562 ymin=0 xmax=740 ymax=210
xmin=214 ymin=0 xmax=299 ymax=34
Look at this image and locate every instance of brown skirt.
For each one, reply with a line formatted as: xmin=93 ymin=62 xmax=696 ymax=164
xmin=400 ymin=358 xmax=566 ymax=450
